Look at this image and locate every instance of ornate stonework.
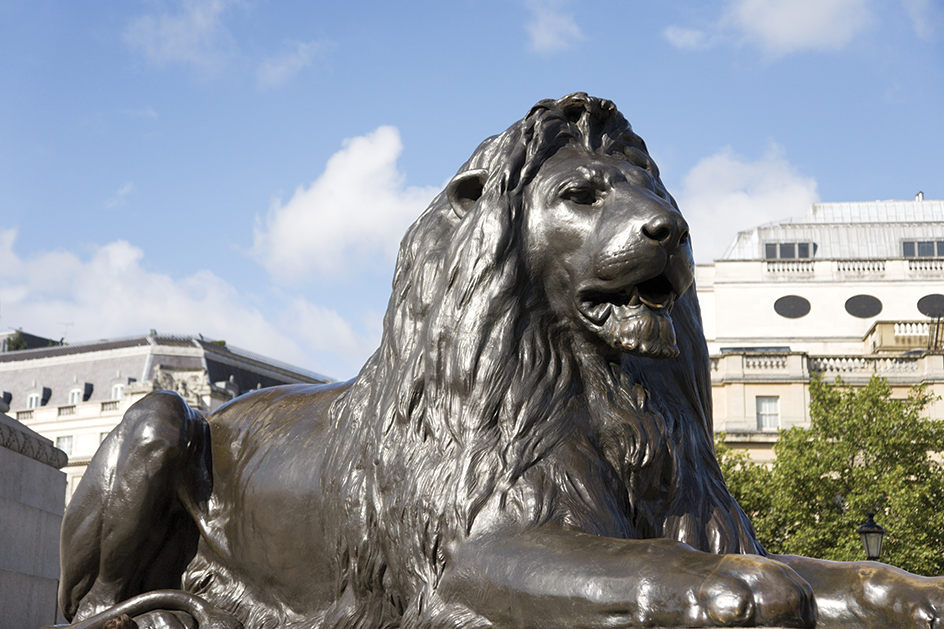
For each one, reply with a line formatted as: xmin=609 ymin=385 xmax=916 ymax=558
xmin=0 ymin=412 xmax=68 ymax=469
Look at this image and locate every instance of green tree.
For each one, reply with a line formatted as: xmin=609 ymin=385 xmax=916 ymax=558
xmin=6 ymin=330 xmax=28 ymax=351
xmin=717 ymin=375 xmax=944 ymax=576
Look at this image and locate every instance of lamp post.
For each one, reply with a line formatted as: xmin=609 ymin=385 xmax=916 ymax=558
xmin=857 ymin=512 xmax=885 ymax=561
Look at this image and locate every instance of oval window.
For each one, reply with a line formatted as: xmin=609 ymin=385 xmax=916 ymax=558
xmin=917 ymin=294 xmax=944 ymax=318
xmin=774 ymin=295 xmax=811 ymax=319
xmin=844 ymin=295 xmax=883 ymax=318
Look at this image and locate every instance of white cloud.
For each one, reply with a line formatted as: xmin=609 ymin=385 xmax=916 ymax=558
xmin=901 ymin=0 xmax=942 ymax=39
xmin=525 ymin=0 xmax=584 ymax=54
xmin=124 ymin=0 xmax=237 ymax=73
xmin=0 ymin=229 xmax=372 ymax=379
xmin=664 ymin=0 xmax=873 ymax=57
xmin=724 ymin=0 xmax=872 ymax=56
xmin=105 ymin=182 xmax=135 ymax=208
xmin=674 ymin=144 xmax=819 ymax=263
xmin=256 ymin=40 xmax=332 ymax=90
xmin=662 ymin=25 xmax=712 ymax=50
xmin=278 ymin=298 xmax=379 ymax=375
xmin=252 ymin=126 xmax=441 ymax=282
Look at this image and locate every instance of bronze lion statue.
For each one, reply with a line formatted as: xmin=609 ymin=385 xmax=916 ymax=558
xmin=56 ymin=94 xmax=944 ymax=629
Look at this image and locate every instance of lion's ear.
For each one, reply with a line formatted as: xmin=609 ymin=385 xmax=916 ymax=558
xmin=446 ymin=169 xmax=488 ymax=218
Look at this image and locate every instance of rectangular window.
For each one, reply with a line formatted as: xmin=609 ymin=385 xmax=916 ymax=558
xmin=27 ymin=393 xmax=40 ymax=409
xmin=111 ymin=383 xmax=124 ymax=400
xmin=756 ymin=396 xmax=780 ymax=431
xmin=903 ymin=241 xmax=942 ymax=257
xmin=69 ymin=389 xmax=82 ymax=405
xmin=765 ymin=243 xmax=777 ymax=259
xmin=779 ymin=243 xmax=796 ymax=259
xmin=56 ymin=435 xmax=73 ymax=456
xmin=797 ymin=243 xmax=810 ymax=258
xmin=100 ymin=431 xmax=110 ymax=444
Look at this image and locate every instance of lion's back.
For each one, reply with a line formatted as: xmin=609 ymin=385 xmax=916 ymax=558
xmin=188 ymin=381 xmax=354 ymax=617
xmin=205 ymin=381 xmax=351 ymax=502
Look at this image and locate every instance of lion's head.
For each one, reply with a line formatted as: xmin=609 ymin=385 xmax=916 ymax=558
xmin=441 ymin=96 xmax=695 ymax=361
xmin=332 ymin=95 xmax=760 ymax=600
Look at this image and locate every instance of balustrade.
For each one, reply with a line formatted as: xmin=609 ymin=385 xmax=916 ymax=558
xmin=894 ymin=322 xmax=929 ymax=337
xmin=836 ymin=259 xmax=885 ymax=273
xmin=908 ymin=259 xmax=944 ymax=272
xmin=743 ymin=354 xmax=788 ymax=370
xmin=809 ymin=355 xmax=919 ymax=374
xmin=766 ymin=260 xmax=814 ymax=274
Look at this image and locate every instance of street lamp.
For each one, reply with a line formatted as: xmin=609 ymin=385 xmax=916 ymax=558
xmin=857 ymin=512 xmax=885 ymax=561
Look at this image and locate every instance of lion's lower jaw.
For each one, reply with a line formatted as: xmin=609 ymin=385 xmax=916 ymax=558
xmin=599 ymin=310 xmax=679 ymax=359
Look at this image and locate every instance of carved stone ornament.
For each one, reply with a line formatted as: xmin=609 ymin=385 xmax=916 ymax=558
xmin=51 ymin=95 xmax=944 ymax=629
xmin=149 ymin=365 xmax=212 ymax=410
xmin=1 ymin=411 xmax=68 ymax=469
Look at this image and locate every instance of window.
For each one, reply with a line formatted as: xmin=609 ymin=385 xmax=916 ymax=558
xmin=903 ymin=241 xmax=944 ymax=257
xmin=69 ymin=389 xmax=83 ymax=405
xmin=773 ymin=295 xmax=811 ymax=319
xmin=765 ymin=243 xmax=813 ymax=260
xmin=111 ymin=383 xmax=125 ymax=400
xmin=56 ymin=435 xmax=73 ymax=456
xmin=100 ymin=431 xmax=110 ymax=444
xmin=756 ymin=396 xmax=780 ymax=431
xmin=27 ymin=393 xmax=41 ymax=409
xmin=844 ymin=294 xmax=883 ymax=318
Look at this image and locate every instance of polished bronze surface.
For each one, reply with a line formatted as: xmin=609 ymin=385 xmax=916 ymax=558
xmin=52 ymin=94 xmax=944 ymax=629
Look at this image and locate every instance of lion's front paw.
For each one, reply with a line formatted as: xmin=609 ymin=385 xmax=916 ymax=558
xmin=634 ymin=543 xmax=815 ymax=628
xmin=859 ymin=568 xmax=944 ymax=629
xmin=694 ymin=554 xmax=815 ymax=628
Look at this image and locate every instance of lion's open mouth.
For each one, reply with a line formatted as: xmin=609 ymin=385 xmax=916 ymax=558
xmin=577 ymin=274 xmax=680 ymax=358
xmin=579 ymin=274 xmax=677 ymax=324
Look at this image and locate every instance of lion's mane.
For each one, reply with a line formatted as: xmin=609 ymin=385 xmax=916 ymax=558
xmin=319 ymin=94 xmax=762 ymax=629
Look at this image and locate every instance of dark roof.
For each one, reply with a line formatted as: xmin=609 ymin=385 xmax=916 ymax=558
xmin=0 ymin=335 xmax=151 ymax=362
xmin=0 ymin=333 xmax=332 ymax=382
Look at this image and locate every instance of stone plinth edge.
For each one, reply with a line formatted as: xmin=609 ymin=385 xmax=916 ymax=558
xmin=0 ymin=412 xmax=68 ymax=469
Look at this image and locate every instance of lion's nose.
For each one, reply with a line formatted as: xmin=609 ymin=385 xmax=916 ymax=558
xmin=642 ymin=209 xmax=689 ymax=252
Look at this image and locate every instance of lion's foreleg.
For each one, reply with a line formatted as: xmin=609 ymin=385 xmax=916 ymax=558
xmin=438 ymin=527 xmax=815 ymax=628
xmin=772 ymin=554 xmax=944 ymax=628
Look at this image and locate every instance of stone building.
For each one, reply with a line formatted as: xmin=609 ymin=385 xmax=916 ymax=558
xmin=1 ymin=332 xmax=331 ymax=503
xmin=697 ymin=197 xmax=944 ymax=462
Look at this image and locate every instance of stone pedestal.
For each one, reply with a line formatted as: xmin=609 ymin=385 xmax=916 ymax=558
xmin=0 ymin=410 xmax=68 ymax=628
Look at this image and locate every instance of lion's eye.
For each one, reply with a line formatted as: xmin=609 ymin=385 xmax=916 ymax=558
xmin=560 ymin=185 xmax=600 ymax=206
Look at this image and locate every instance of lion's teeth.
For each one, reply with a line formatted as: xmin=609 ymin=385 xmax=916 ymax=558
xmin=638 ymin=295 xmax=663 ymax=309
xmin=588 ymin=302 xmax=611 ymax=324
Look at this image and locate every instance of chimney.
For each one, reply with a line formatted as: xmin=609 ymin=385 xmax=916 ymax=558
xmin=916 ymin=191 xmax=924 ymax=201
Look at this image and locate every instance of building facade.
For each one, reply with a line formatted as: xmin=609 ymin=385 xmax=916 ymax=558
xmin=0 ymin=332 xmax=331 ymax=502
xmin=697 ymin=197 xmax=944 ymax=462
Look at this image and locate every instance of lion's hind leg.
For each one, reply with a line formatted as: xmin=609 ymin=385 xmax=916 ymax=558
xmin=59 ymin=391 xmax=213 ymax=622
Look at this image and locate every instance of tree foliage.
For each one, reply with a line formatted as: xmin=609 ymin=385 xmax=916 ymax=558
xmin=7 ymin=330 xmax=27 ymax=351
xmin=717 ymin=375 xmax=944 ymax=576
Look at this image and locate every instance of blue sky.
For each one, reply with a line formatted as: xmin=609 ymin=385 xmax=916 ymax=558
xmin=1 ymin=0 xmax=942 ymax=379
